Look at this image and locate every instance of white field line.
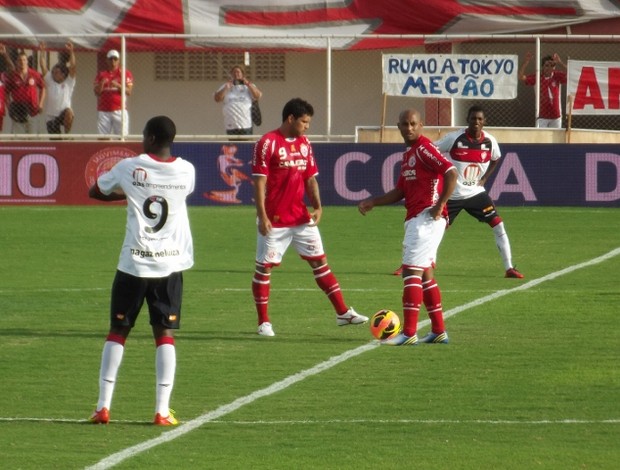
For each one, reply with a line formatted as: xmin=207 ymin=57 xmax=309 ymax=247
xmin=23 ymin=247 xmax=620 ymax=469
xmin=191 ymin=418 xmax=620 ymax=425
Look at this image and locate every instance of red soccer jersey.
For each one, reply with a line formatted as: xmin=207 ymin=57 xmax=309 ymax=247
xmin=5 ymin=68 xmax=44 ymax=114
xmin=252 ymin=129 xmax=318 ymax=227
xmin=94 ymin=68 xmax=133 ymax=111
xmin=525 ymin=71 xmax=567 ymax=119
xmin=396 ymin=135 xmax=454 ymax=221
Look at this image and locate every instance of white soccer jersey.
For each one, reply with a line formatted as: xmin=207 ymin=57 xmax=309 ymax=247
xmin=434 ymin=129 xmax=501 ymax=200
xmin=97 ymin=153 xmax=195 ymax=277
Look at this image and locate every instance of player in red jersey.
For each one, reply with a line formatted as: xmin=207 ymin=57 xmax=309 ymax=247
xmin=359 ymin=108 xmax=457 ymax=346
xmin=435 ymin=105 xmax=524 ymax=279
xmin=393 ymin=105 xmax=524 ymax=280
xmin=519 ymin=52 xmax=567 ymax=128
xmin=251 ymin=97 xmax=368 ymax=337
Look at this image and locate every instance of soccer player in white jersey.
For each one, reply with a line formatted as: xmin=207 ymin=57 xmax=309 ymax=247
xmin=87 ymin=115 xmax=195 ymax=426
xmin=435 ymin=105 xmax=524 ymax=279
xmin=251 ymin=97 xmax=368 ymax=337
xmin=359 ymin=108 xmax=457 ymax=346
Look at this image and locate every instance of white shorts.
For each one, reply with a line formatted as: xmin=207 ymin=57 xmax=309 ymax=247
xmin=402 ymin=208 xmax=447 ymax=270
xmin=256 ymin=223 xmax=325 ymax=266
xmin=536 ymin=117 xmax=561 ymax=128
xmin=98 ymin=110 xmax=129 ymax=135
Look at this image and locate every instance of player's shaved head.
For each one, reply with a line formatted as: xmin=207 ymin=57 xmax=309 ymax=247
xmin=398 ymin=108 xmax=421 ymax=124
xmin=397 ymin=108 xmax=424 ymax=145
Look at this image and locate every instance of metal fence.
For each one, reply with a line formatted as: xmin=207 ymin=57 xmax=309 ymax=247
xmin=1 ymin=33 xmax=619 ymax=140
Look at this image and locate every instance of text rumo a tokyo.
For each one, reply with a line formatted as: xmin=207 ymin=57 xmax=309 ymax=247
xmin=383 ymin=54 xmax=518 ymax=99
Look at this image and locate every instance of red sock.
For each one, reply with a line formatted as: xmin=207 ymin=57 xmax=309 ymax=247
xmin=105 ymin=333 xmax=126 ymax=346
xmin=423 ymin=278 xmax=445 ymax=334
xmin=252 ymin=267 xmax=270 ymax=324
xmin=155 ymin=336 xmax=175 ymax=347
xmin=402 ymin=274 xmax=422 ymax=337
xmin=313 ymin=263 xmax=348 ymax=314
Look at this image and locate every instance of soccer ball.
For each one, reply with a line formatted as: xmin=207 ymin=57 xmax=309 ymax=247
xmin=369 ymin=309 xmax=401 ymax=340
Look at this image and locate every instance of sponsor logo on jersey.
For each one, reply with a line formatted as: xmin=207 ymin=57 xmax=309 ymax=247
xmin=463 ymin=164 xmax=481 ymax=185
xmin=279 ymin=158 xmax=308 ymax=170
xmin=132 ymin=168 xmax=147 ymax=185
xmin=417 ymin=145 xmax=445 ymax=167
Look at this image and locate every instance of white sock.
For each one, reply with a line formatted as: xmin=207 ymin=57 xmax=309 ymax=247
xmin=493 ymin=222 xmax=513 ymax=270
xmin=155 ymin=343 xmax=176 ymax=416
xmin=97 ymin=340 xmax=125 ymax=411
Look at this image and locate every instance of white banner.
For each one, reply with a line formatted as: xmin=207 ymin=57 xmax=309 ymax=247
xmin=382 ymin=54 xmax=518 ymax=99
xmin=567 ymin=60 xmax=620 ymax=115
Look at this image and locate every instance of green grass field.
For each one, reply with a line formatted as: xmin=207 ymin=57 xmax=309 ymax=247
xmin=1 ymin=205 xmax=619 ymax=469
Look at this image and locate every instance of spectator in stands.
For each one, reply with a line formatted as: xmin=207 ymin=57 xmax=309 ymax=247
xmin=94 ymin=49 xmax=133 ymax=136
xmin=5 ymin=50 xmax=46 ymax=134
xmin=39 ymin=41 xmax=76 ymax=135
xmin=519 ymin=52 xmax=567 ymax=128
xmin=213 ymin=64 xmax=262 ymax=137
xmin=0 ymin=43 xmax=15 ymax=133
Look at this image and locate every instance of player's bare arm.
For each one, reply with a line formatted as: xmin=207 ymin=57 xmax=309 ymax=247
xmin=88 ymin=185 xmax=126 ymax=201
xmin=358 ymin=188 xmax=404 ymax=215
xmin=479 ymin=159 xmax=499 ymax=186
xmin=305 ymin=176 xmax=323 ymax=226
xmin=430 ymin=168 xmax=457 ymax=220
xmin=253 ymin=175 xmax=271 ymax=235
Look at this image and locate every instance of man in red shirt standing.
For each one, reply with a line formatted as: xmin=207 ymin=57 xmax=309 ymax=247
xmin=251 ymin=97 xmax=368 ymax=337
xmin=519 ymin=52 xmax=567 ymax=128
xmin=0 ymin=44 xmax=15 ymax=132
xmin=359 ymin=108 xmax=457 ymax=346
xmin=5 ymin=51 xmax=46 ymax=134
xmin=93 ymin=49 xmax=133 ymax=136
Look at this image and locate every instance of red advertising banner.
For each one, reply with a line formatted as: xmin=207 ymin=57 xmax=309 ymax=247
xmin=0 ymin=142 xmax=142 ymax=205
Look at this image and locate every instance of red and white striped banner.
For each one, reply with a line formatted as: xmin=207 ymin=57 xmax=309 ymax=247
xmin=0 ymin=0 xmax=618 ymax=51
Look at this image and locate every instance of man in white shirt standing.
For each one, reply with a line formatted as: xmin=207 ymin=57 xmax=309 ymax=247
xmin=87 ymin=115 xmax=195 ymax=426
xmin=214 ymin=64 xmax=262 ymax=137
xmin=39 ymin=41 xmax=76 ymax=135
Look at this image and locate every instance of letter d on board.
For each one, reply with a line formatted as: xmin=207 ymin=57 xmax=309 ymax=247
xmin=585 ymin=153 xmax=620 ymax=202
